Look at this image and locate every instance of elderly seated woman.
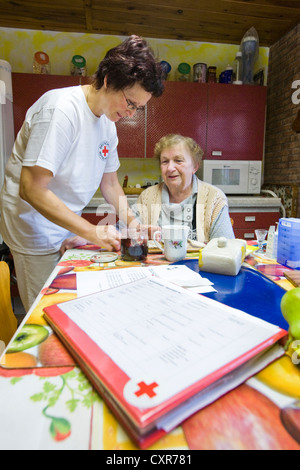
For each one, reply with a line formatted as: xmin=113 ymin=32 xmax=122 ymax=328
xmin=134 ymin=134 xmax=234 ymax=245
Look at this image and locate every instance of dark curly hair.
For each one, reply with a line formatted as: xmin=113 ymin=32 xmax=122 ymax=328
xmin=92 ymin=35 xmax=164 ymax=97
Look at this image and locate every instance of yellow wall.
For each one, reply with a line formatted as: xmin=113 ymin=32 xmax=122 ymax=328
xmin=0 ymin=27 xmax=269 ymax=83
xmin=0 ymin=27 xmax=269 ymax=191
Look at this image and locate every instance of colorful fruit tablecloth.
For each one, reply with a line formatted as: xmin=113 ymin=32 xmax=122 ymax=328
xmin=0 ymin=245 xmax=300 ymax=450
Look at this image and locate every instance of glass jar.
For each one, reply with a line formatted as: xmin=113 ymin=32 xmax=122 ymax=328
xmin=70 ymin=55 xmax=87 ymax=76
xmin=233 ymin=52 xmax=243 ymax=84
xmin=193 ymin=63 xmax=207 ymax=83
xmin=207 ymin=66 xmax=217 ymax=83
xmin=176 ymin=63 xmax=191 ymax=82
xmin=33 ymin=51 xmax=50 ymax=74
xmin=160 ymin=60 xmax=171 ymax=80
xmin=219 ymin=65 xmax=233 ymax=84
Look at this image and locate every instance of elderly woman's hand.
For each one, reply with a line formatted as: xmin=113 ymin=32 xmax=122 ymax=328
xmin=144 ymin=224 xmax=161 ymax=240
xmin=125 ymin=223 xmax=161 ymax=241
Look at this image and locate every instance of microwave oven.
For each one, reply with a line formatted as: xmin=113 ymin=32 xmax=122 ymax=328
xmin=201 ymin=160 xmax=262 ymax=195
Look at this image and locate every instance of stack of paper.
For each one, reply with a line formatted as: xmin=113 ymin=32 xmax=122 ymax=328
xmin=76 ymin=264 xmax=216 ymax=298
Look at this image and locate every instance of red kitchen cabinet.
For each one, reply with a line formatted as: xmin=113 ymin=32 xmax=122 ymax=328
xmin=146 ymin=81 xmax=207 ymax=158
xmin=11 ymin=72 xmax=145 ymax=158
xmin=230 ymin=210 xmax=280 ymax=240
xmin=11 ymin=75 xmax=267 ymax=162
xmin=205 ymin=83 xmax=267 ymax=161
xmin=12 ymin=73 xmax=81 ymax=136
xmin=81 ymin=212 xmax=118 ymax=226
xmin=115 ymin=110 xmax=146 ymax=159
xmin=116 ymin=81 xmax=207 ymax=158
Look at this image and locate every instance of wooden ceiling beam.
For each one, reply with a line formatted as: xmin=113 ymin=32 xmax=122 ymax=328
xmin=94 ymin=0 xmax=300 ymax=22
xmin=84 ymin=0 xmax=93 ymax=32
xmin=0 ymin=0 xmax=298 ymax=46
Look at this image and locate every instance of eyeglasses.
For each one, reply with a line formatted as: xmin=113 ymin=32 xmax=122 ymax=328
xmin=121 ymin=90 xmax=145 ymax=112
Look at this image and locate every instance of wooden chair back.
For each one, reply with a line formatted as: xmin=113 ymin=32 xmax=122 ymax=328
xmin=0 ymin=261 xmax=18 ymax=348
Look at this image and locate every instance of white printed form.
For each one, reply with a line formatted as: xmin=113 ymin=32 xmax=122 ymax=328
xmin=76 ymin=267 xmax=151 ymax=296
xmin=76 ymin=265 xmax=214 ymax=297
xmin=60 ymin=277 xmax=280 ymax=407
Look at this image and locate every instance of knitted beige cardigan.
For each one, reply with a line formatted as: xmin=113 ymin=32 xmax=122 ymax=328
xmin=136 ymin=179 xmax=228 ymax=243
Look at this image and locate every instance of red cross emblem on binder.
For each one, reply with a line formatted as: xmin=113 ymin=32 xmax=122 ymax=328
xmin=135 ymin=381 xmax=158 ymax=398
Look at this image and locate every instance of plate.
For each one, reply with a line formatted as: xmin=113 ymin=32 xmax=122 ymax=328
xmin=90 ymin=253 xmax=119 ymax=263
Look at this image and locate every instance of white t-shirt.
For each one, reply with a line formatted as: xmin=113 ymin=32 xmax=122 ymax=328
xmin=0 ymin=85 xmax=120 ymax=254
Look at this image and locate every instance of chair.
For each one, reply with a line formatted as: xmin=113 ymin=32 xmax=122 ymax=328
xmin=0 ymin=261 xmax=18 ymax=351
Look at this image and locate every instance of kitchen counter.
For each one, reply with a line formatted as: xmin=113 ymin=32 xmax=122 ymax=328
xmin=84 ymin=195 xmax=143 ymax=213
xmin=83 ymin=194 xmax=282 ymax=240
xmin=84 ymin=194 xmax=282 ymax=213
xmin=227 ymin=195 xmax=282 ymax=212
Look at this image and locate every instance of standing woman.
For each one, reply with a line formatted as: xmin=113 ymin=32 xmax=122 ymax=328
xmin=0 ymin=35 xmax=164 ymax=311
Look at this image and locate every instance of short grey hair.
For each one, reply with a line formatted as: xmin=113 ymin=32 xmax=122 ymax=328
xmin=154 ymin=134 xmax=204 ymax=167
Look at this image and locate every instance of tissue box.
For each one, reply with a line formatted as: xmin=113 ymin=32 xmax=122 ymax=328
xmin=199 ymin=237 xmax=247 ymax=276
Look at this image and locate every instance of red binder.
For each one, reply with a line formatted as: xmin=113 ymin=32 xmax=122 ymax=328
xmin=43 ymin=276 xmax=287 ymax=449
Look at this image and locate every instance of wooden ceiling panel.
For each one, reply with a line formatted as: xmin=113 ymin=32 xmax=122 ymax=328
xmin=0 ymin=0 xmax=86 ymax=33
xmin=0 ymin=0 xmax=299 ymax=46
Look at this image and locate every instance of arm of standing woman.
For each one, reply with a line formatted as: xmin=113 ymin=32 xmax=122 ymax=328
xmin=100 ymin=172 xmax=161 ymax=239
xmin=100 ymin=171 xmax=140 ymax=229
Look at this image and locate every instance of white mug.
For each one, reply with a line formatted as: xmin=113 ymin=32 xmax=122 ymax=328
xmin=153 ymin=225 xmax=189 ymax=262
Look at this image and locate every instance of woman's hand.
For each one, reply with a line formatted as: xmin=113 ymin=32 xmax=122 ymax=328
xmin=61 ymin=225 xmax=121 ymax=255
xmin=132 ymin=224 xmax=161 ymax=240
xmin=91 ymin=224 xmax=121 ymax=251
xmin=145 ymin=224 xmax=161 ymax=240
xmin=60 ymin=236 xmax=88 ymax=255
xmin=121 ymin=223 xmax=161 ymax=244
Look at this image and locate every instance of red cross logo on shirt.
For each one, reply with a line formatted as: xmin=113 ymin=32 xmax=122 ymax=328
xmin=102 ymin=145 xmax=109 ymax=157
xmin=99 ymin=141 xmax=109 ymax=160
xmin=135 ymin=381 xmax=159 ymax=398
